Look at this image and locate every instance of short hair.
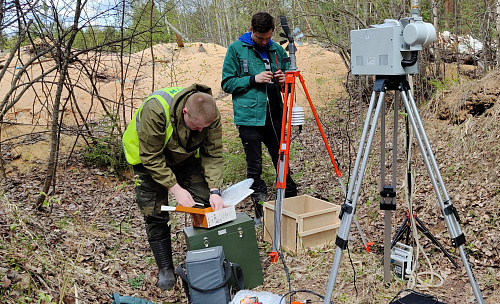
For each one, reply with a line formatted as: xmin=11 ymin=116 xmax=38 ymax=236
xmin=251 ymin=12 xmax=275 ymax=33
xmin=185 ymin=92 xmax=217 ymax=124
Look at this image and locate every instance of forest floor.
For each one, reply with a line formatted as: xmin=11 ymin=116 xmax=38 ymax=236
xmin=0 ymin=43 xmax=499 ymax=304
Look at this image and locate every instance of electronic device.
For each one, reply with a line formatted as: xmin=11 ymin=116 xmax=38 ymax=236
xmin=390 ymin=242 xmax=413 ymax=280
xmin=350 ymin=14 xmax=435 ymax=75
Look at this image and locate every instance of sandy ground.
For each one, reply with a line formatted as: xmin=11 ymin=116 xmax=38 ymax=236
xmin=0 ymin=42 xmax=346 ymax=122
xmin=0 ymin=42 xmax=347 ymax=172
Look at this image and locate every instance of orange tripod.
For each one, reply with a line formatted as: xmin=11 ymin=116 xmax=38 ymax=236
xmin=269 ymin=69 xmax=372 ymax=262
xmin=269 ymin=16 xmax=373 ymax=263
xmin=269 ymin=32 xmax=373 ymax=262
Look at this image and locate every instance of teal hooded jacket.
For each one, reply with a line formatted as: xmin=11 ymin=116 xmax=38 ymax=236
xmin=221 ymin=32 xmax=289 ymax=126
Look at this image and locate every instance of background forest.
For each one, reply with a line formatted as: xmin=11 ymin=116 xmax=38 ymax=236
xmin=0 ymin=0 xmax=498 ymax=204
xmin=0 ymin=0 xmax=499 ymax=304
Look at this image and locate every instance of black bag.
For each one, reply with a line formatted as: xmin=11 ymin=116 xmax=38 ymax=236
xmin=175 ymin=246 xmax=244 ymax=304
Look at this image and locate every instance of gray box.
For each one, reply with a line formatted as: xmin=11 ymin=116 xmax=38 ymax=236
xmin=350 ymin=24 xmax=418 ymax=75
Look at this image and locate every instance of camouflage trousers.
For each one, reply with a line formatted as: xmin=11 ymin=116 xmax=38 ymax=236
xmin=133 ymin=157 xmax=210 ymax=239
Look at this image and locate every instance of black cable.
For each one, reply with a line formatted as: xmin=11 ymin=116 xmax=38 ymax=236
xmin=344 ymin=70 xmax=353 ymax=195
xmin=266 ymin=84 xmax=281 ymax=146
xmin=346 ymin=244 xmax=358 ymax=297
xmin=278 ymin=249 xmax=293 ymax=302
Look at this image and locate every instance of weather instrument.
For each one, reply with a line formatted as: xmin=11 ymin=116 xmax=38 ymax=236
xmin=269 ymin=16 xmax=373 ymax=264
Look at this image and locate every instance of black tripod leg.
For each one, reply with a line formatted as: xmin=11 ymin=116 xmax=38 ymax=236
xmin=405 ymin=222 xmax=411 ymax=246
xmin=415 ymin=216 xmax=459 ymax=268
xmin=391 ymin=216 xmax=409 ymax=248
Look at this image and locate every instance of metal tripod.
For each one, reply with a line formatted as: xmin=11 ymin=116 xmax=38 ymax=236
xmin=323 ymin=75 xmax=484 ymax=304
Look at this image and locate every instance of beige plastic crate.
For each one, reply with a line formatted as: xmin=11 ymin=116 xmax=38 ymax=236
xmin=263 ymin=195 xmax=341 ymax=252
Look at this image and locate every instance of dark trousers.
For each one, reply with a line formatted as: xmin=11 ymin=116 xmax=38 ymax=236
xmin=238 ymin=118 xmax=297 ymax=199
xmin=133 ymin=157 xmax=210 ymax=239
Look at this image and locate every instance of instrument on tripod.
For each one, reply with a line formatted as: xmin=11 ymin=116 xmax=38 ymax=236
xmin=323 ymin=2 xmax=484 ymax=303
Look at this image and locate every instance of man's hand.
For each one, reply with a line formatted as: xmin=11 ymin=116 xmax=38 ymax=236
xmin=274 ymin=70 xmax=285 ymax=84
xmin=241 ymin=295 xmax=259 ymax=304
xmin=209 ymin=191 xmax=224 ymax=211
xmin=255 ymin=71 xmax=275 ymax=84
xmin=168 ymin=183 xmax=195 ymax=207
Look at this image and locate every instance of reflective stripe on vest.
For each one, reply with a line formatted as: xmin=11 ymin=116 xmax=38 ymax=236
xmin=122 ymin=87 xmax=183 ymax=165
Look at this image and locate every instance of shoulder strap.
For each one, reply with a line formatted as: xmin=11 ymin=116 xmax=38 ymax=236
xmin=175 ymin=263 xmax=192 ymax=302
xmin=230 ymin=262 xmax=245 ymax=291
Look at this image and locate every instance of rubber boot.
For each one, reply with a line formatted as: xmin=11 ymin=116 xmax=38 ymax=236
xmin=148 ymin=233 xmax=176 ymax=291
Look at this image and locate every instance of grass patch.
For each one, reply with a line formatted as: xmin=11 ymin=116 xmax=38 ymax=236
xmin=222 ymin=123 xmax=276 ymax=187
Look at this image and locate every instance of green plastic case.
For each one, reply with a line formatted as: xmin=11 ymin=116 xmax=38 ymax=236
xmin=183 ymin=213 xmax=263 ymax=289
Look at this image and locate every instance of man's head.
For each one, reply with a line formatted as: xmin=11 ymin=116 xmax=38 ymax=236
xmin=182 ymin=92 xmax=217 ymax=132
xmin=250 ymin=12 xmax=274 ymax=48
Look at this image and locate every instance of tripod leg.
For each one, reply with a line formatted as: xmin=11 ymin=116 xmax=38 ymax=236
xmin=298 ymin=74 xmax=372 ymax=252
xmin=354 ymin=215 xmax=373 ymax=252
xmin=379 ymin=218 xmax=409 ymax=267
xmin=415 ymin=216 xmax=459 ymax=268
xmin=298 ymin=73 xmax=342 ymax=177
xmin=324 ymin=88 xmax=386 ymax=304
xmin=400 ymin=84 xmax=484 ymax=304
xmin=391 ymin=216 xmax=410 ymax=248
xmin=271 ymin=72 xmax=296 ymax=257
xmin=405 ymin=221 xmax=411 ymax=245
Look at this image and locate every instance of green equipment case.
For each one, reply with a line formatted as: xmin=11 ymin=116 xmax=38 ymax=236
xmin=183 ymin=213 xmax=263 ymax=289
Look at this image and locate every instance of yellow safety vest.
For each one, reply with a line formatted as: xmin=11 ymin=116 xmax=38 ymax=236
xmin=122 ymin=87 xmax=183 ymax=165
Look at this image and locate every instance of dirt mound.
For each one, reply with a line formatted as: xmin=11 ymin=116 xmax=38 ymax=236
xmin=0 ymin=42 xmax=345 ymax=124
xmin=430 ymin=69 xmax=500 ymax=123
xmin=0 ymin=42 xmax=346 ymax=172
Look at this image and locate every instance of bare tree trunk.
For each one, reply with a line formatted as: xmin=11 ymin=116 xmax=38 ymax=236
xmin=432 ymin=0 xmax=442 ymax=82
xmin=432 ymin=0 xmax=439 ymax=30
xmin=35 ymin=0 xmax=83 ymax=210
xmin=0 ymin=0 xmax=4 ymax=47
xmin=444 ymin=0 xmax=453 ymax=28
xmin=454 ymin=0 xmax=460 ymax=80
xmin=480 ymin=2 xmax=491 ymax=74
xmin=149 ymin=0 xmax=155 ymax=91
xmin=120 ymin=0 xmax=127 ymax=127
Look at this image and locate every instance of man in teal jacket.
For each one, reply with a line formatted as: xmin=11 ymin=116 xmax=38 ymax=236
xmin=222 ymin=12 xmax=297 ymax=225
xmin=123 ymin=84 xmax=224 ymax=290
